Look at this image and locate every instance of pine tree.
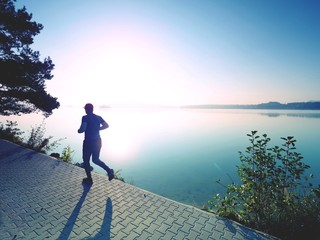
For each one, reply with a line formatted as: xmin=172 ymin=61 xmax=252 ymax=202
xmin=0 ymin=0 xmax=59 ymax=116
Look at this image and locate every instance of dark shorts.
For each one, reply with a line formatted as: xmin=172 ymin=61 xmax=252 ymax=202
xmin=83 ymin=138 xmax=101 ymax=161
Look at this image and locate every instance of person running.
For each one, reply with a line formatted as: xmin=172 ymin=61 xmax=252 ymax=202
xmin=78 ymin=103 xmax=114 ymax=184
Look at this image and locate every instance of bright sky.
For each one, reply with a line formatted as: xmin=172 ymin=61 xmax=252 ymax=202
xmin=17 ymin=0 xmax=320 ymax=107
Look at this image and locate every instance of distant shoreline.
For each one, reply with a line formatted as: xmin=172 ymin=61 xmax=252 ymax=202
xmin=181 ymin=101 xmax=320 ymax=110
xmin=62 ymin=101 xmax=320 ymax=110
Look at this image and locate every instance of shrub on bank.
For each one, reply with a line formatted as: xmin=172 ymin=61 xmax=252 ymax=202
xmin=0 ymin=120 xmax=24 ymax=144
xmin=24 ymin=120 xmax=64 ymax=153
xmin=0 ymin=120 xmax=63 ymax=154
xmin=207 ymin=131 xmax=320 ymax=239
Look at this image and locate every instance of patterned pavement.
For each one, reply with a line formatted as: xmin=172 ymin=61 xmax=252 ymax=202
xmin=0 ymin=139 xmax=276 ymax=239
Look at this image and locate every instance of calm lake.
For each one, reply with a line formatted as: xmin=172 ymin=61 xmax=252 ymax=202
xmin=2 ymin=106 xmax=320 ymax=207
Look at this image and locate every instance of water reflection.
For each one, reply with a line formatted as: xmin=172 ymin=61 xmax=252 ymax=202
xmin=1 ymin=107 xmax=320 ymax=207
xmin=260 ymin=111 xmax=320 ymax=118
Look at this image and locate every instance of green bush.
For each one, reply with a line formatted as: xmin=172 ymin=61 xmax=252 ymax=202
xmin=60 ymin=145 xmax=74 ymax=163
xmin=114 ymin=169 xmax=125 ymax=182
xmin=24 ymin=120 xmax=63 ymax=153
xmin=0 ymin=120 xmax=24 ymax=144
xmin=208 ymin=131 xmax=320 ymax=239
xmin=0 ymin=120 xmax=65 ymax=154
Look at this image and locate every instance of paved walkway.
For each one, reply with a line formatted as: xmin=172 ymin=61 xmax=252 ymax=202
xmin=0 ymin=139 xmax=276 ymax=240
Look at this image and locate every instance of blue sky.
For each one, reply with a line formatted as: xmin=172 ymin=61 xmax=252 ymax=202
xmin=17 ymin=0 xmax=320 ymax=106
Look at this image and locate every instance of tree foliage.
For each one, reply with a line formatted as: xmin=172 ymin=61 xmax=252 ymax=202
xmin=0 ymin=0 xmax=59 ymax=116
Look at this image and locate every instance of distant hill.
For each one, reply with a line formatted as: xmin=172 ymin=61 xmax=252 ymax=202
xmin=181 ymin=101 xmax=320 ymax=110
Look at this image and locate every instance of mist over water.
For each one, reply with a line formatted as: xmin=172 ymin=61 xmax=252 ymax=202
xmin=2 ymin=106 xmax=320 ymax=207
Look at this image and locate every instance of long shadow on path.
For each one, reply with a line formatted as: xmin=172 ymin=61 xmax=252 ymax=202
xmin=58 ymin=182 xmax=92 ymax=240
xmin=58 ymin=182 xmax=112 ymax=240
xmin=87 ymin=198 xmax=112 ymax=240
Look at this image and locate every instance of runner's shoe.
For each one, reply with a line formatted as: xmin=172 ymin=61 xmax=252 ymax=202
xmin=108 ymin=169 xmax=114 ymax=181
xmin=82 ymin=177 xmax=93 ymax=184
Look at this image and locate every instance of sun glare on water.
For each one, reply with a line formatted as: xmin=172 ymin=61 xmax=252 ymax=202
xmin=104 ymin=126 xmax=140 ymax=162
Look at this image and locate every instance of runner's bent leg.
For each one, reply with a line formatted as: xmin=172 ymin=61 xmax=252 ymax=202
xmin=92 ymin=139 xmax=111 ymax=174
